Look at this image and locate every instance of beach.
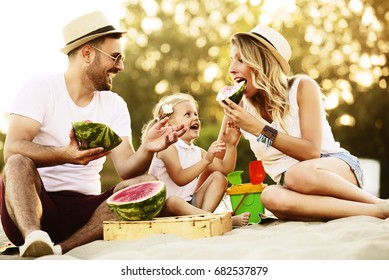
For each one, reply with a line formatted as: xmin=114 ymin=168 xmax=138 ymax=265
xmin=2 ymin=214 xmax=389 ymax=260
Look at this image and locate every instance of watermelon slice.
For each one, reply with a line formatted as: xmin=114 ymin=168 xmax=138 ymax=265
xmin=72 ymin=121 xmax=122 ymax=151
xmin=216 ymin=80 xmax=246 ymax=104
xmin=106 ymin=181 xmax=166 ymax=221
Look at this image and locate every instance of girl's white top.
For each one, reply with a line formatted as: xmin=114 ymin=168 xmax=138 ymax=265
xmin=148 ymin=139 xmax=202 ymax=201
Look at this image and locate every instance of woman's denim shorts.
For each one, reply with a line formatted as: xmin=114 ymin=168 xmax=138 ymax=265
xmin=320 ymin=152 xmax=364 ymax=188
xmin=279 ymin=152 xmax=364 ymax=188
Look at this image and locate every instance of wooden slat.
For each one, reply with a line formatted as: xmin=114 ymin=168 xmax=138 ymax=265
xmin=103 ymin=213 xmax=232 ymax=240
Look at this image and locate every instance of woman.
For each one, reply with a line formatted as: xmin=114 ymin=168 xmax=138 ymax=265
xmin=219 ymin=24 xmax=389 ymax=221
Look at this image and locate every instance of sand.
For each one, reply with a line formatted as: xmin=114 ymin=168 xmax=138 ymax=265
xmin=2 ymin=215 xmax=389 ymax=260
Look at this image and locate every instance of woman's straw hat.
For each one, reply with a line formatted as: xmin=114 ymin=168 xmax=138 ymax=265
xmin=234 ymin=24 xmax=292 ymax=73
xmin=61 ymin=11 xmax=126 ymax=55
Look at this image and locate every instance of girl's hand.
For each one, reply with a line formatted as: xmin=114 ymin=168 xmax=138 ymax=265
xmin=205 ymin=140 xmax=226 ymax=163
xmin=223 ymin=121 xmax=241 ymax=146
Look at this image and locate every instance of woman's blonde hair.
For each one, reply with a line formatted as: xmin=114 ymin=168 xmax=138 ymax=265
xmin=141 ymin=93 xmax=198 ymax=143
xmin=230 ymin=34 xmax=291 ymax=130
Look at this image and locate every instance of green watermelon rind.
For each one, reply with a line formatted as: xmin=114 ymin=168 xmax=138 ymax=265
xmin=72 ymin=121 xmax=122 ymax=151
xmin=106 ymin=181 xmax=166 ymax=221
xmin=216 ymin=80 xmax=246 ymax=104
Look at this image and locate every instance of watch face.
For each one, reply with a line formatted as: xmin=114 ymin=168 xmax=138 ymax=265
xmin=263 ymin=126 xmax=277 ymax=140
xmin=263 ymin=129 xmax=274 ymax=138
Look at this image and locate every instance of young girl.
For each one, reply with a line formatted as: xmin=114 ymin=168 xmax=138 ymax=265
xmin=143 ymin=93 xmax=250 ymax=226
xmin=219 ymin=24 xmax=389 ymax=221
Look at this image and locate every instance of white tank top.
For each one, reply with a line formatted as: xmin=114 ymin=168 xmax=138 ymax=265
xmin=240 ymin=76 xmax=346 ymax=183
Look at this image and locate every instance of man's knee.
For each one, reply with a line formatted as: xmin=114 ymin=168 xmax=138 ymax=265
xmin=5 ymin=154 xmax=35 ymax=171
xmin=3 ymin=154 xmax=36 ymax=184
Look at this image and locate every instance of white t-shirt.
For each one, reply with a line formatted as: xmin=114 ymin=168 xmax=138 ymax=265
xmin=11 ymin=73 xmax=131 ymax=195
xmin=241 ymin=76 xmax=346 ymax=184
xmin=148 ymin=139 xmax=202 ymax=201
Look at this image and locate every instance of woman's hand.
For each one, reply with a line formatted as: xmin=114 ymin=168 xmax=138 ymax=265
xmin=219 ymin=98 xmax=262 ymax=136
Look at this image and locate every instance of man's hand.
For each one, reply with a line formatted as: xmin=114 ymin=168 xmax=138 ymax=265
xmin=66 ymin=129 xmax=111 ymax=165
xmin=143 ymin=117 xmax=187 ymax=153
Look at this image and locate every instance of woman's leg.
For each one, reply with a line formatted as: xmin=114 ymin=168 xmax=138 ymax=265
xmin=261 ymin=157 xmax=389 ymax=221
xmin=285 ymin=157 xmax=383 ymax=204
xmin=261 ymin=185 xmax=389 ymax=221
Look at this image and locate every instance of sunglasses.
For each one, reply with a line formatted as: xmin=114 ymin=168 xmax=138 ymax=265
xmin=92 ymin=46 xmax=125 ymax=66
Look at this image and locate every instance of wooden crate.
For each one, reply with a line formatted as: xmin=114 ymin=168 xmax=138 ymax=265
xmin=103 ymin=212 xmax=232 ymax=241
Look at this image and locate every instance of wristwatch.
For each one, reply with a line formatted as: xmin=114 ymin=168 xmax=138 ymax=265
xmin=261 ymin=125 xmax=278 ymax=142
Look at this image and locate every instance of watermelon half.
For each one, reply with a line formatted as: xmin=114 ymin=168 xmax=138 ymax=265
xmin=216 ymin=80 xmax=246 ymax=104
xmin=107 ymin=181 xmax=166 ymax=221
xmin=72 ymin=121 xmax=122 ymax=151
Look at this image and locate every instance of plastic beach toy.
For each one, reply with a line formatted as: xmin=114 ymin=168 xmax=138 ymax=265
xmin=226 ymin=161 xmax=267 ymax=224
xmin=226 ymin=170 xmax=244 ymax=185
xmin=248 ymin=160 xmax=265 ymax=184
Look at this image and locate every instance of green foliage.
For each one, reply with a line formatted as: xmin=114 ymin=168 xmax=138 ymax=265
xmin=328 ymin=87 xmax=389 ymax=197
xmin=113 ymin=0 xmax=268 ymax=149
xmin=2 ymin=0 xmax=388 ymax=197
xmin=107 ymin=0 xmax=389 ymax=197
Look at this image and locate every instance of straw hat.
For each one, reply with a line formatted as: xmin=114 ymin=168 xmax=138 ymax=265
xmin=61 ymin=11 xmax=127 ymax=55
xmin=234 ymin=24 xmax=292 ymax=73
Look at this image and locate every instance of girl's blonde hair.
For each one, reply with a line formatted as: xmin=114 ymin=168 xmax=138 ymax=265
xmin=141 ymin=93 xmax=198 ymax=143
xmin=230 ymin=34 xmax=291 ymax=130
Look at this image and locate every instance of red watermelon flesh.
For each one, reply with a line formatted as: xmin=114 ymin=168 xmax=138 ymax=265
xmin=112 ymin=183 xmax=158 ymax=203
xmin=216 ymin=80 xmax=246 ymax=104
xmin=107 ymin=181 xmax=166 ymax=221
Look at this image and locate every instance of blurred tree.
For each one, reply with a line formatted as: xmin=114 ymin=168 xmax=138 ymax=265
xmin=293 ymin=0 xmax=389 ymax=196
xmin=103 ymin=0 xmax=388 ymax=196
xmin=1 ymin=0 xmax=387 ymax=197
xmin=108 ymin=0 xmax=268 ymax=186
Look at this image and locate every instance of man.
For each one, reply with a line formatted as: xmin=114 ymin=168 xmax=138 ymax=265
xmin=0 ymin=11 xmax=186 ymax=257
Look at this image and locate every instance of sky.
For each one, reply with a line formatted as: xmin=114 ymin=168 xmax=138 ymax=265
xmin=0 ymin=0 xmax=126 ymax=133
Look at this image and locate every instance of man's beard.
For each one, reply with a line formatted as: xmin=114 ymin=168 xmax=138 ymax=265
xmin=85 ymin=57 xmax=112 ymax=91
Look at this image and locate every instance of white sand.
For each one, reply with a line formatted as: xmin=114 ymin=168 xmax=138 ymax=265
xmin=2 ymin=215 xmax=389 ymax=260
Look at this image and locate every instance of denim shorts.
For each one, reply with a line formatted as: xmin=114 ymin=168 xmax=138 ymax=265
xmin=320 ymin=152 xmax=364 ymax=188
xmin=187 ymin=194 xmax=197 ymax=206
xmin=279 ymin=152 xmax=364 ymax=188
